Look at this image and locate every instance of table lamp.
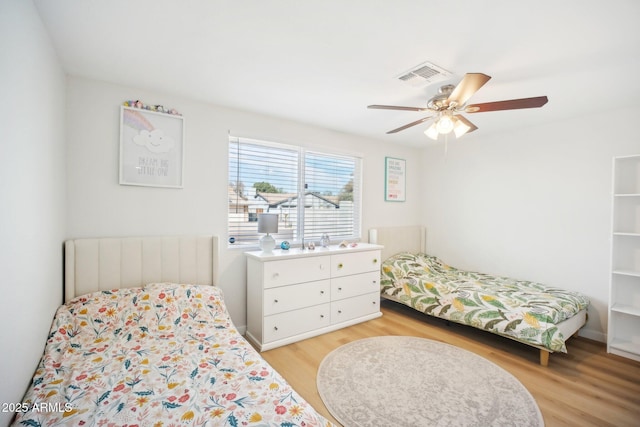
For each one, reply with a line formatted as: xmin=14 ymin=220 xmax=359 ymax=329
xmin=258 ymin=213 xmax=278 ymax=253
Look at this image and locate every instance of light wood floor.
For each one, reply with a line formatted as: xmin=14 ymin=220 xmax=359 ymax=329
xmin=259 ymin=300 xmax=640 ymax=427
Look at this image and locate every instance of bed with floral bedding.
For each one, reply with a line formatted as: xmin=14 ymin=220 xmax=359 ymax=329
xmin=380 ymin=252 xmax=590 ymax=365
xmin=12 ymin=283 xmax=333 ymax=427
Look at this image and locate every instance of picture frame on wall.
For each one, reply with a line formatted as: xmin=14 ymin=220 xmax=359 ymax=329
xmin=385 ymin=156 xmax=406 ymax=202
xmin=119 ymin=106 xmax=185 ymax=188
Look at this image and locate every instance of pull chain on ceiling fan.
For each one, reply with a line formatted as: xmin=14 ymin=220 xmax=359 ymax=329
xmin=368 ymin=73 xmax=548 ymax=140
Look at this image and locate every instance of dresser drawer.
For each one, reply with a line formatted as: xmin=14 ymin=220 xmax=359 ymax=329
xmin=331 ymin=292 xmax=380 ymax=324
xmin=331 ymin=271 xmax=380 ymax=301
xmin=263 ymin=280 xmax=330 ymax=316
xmin=264 ymin=304 xmax=331 ymax=343
xmin=263 ymin=256 xmax=331 ymax=288
xmin=331 ymin=250 xmax=381 ymax=277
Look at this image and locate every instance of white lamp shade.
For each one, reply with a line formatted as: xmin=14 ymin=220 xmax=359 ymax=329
xmin=453 ymin=117 xmax=472 ymax=138
xmin=436 ymin=115 xmax=454 ymax=134
xmin=424 ymin=122 xmax=439 ymax=140
xmin=258 ymin=213 xmax=279 ymax=234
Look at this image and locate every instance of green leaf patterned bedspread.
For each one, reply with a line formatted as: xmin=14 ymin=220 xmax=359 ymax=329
xmin=381 ymin=252 xmax=590 ymax=352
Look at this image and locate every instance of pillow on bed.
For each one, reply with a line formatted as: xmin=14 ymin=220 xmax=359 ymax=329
xmin=62 ymin=283 xmax=231 ymax=342
xmin=56 ymin=283 xmax=232 ymax=350
xmin=141 ymin=282 xmax=229 ymax=320
xmin=142 ymin=282 xmax=224 ymax=300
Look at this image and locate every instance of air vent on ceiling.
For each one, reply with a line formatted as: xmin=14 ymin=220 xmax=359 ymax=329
xmin=397 ymin=61 xmax=453 ymax=87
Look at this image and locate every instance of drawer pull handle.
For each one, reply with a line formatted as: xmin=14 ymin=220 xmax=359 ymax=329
xmin=338 ymin=263 xmax=344 ymax=269
xmin=274 ymin=299 xmax=279 ymax=303
xmin=373 ymin=280 xmax=377 ymax=284
xmin=338 ymin=310 xmax=342 ymax=314
xmin=320 ymin=290 xmax=325 ymax=295
xmin=338 ymin=287 xmax=342 ymax=291
xmin=274 ymin=326 xmax=278 ymax=331
xmin=320 ymin=314 xmax=325 ymax=318
xmin=372 ymin=301 xmax=377 ymax=305
xmin=272 ymin=273 xmax=280 ymax=279
xmin=373 ymin=258 xmax=378 ymax=263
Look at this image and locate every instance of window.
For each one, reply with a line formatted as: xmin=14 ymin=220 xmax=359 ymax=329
xmin=228 ymin=136 xmax=361 ymax=248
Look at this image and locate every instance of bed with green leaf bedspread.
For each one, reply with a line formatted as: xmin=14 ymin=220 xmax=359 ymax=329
xmin=381 ymin=252 xmax=590 ymax=353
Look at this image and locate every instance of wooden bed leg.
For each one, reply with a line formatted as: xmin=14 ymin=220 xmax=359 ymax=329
xmin=539 ymin=349 xmax=550 ymax=367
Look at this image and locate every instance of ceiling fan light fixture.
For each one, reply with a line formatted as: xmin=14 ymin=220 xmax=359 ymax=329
xmin=424 ymin=122 xmax=439 ymax=140
xmin=453 ymin=117 xmax=471 ymax=138
xmin=435 ymin=114 xmax=454 ymax=134
xmin=371 ymin=71 xmax=547 ymax=138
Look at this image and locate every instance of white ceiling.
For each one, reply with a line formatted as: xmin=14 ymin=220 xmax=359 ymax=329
xmin=34 ymin=0 xmax=640 ymax=147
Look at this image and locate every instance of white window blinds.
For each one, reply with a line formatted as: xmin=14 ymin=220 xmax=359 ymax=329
xmin=228 ymin=136 xmax=361 ymax=248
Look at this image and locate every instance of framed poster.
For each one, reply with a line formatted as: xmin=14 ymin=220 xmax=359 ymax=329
xmin=119 ymin=106 xmax=184 ymax=188
xmin=385 ymin=157 xmax=406 ymax=202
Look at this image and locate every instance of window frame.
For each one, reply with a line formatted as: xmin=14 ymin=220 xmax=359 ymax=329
xmin=228 ymin=135 xmax=362 ymax=249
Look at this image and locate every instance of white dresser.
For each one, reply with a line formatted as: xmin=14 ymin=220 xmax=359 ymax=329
xmin=245 ymin=243 xmax=383 ymax=351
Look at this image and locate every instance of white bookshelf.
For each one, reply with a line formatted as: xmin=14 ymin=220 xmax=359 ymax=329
xmin=609 ymin=155 xmax=640 ymax=362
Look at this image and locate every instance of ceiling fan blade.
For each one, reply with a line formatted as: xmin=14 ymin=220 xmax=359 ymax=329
xmin=453 ymin=114 xmax=478 ymax=137
xmin=465 ymin=96 xmax=548 ymax=113
xmin=387 ymin=116 xmax=434 ymax=134
xmin=368 ymin=104 xmax=429 ymax=112
xmin=447 ymin=73 xmax=491 ymax=106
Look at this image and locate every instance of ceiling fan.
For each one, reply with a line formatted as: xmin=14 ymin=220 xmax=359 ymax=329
xmin=368 ymin=73 xmax=548 ymax=139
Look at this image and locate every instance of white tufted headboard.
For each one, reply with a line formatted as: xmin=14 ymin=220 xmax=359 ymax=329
xmin=368 ymin=226 xmax=426 ymax=261
xmin=64 ymin=236 xmax=218 ymax=302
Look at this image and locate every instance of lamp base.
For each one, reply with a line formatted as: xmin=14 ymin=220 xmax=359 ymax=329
xmin=260 ymin=233 xmax=275 ymax=253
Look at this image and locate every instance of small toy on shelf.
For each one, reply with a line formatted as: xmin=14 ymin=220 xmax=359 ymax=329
xmin=123 ymin=99 xmax=182 ymax=116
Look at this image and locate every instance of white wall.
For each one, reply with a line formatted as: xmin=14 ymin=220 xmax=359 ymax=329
xmin=421 ymin=108 xmax=640 ymax=342
xmin=65 ymin=76 xmax=423 ymax=328
xmin=0 ymin=2 xmax=66 ymax=426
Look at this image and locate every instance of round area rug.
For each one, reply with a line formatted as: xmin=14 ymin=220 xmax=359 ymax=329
xmin=317 ymin=336 xmax=543 ymax=427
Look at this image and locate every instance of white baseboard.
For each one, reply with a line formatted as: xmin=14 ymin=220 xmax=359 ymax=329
xmin=578 ymin=327 xmax=606 ymax=343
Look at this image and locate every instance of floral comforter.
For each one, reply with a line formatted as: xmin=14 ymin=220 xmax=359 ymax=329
xmin=13 ymin=283 xmax=333 ymax=427
xmin=381 ymin=253 xmax=590 ymax=352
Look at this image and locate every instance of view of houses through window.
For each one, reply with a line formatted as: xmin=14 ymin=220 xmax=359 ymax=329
xmin=228 ymin=136 xmax=361 ymax=248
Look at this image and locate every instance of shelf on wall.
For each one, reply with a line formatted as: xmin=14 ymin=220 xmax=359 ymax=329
xmin=609 ymin=339 xmax=640 ymax=360
xmin=612 ymin=269 xmax=640 ymax=277
xmin=611 ymin=303 xmax=640 ymax=317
